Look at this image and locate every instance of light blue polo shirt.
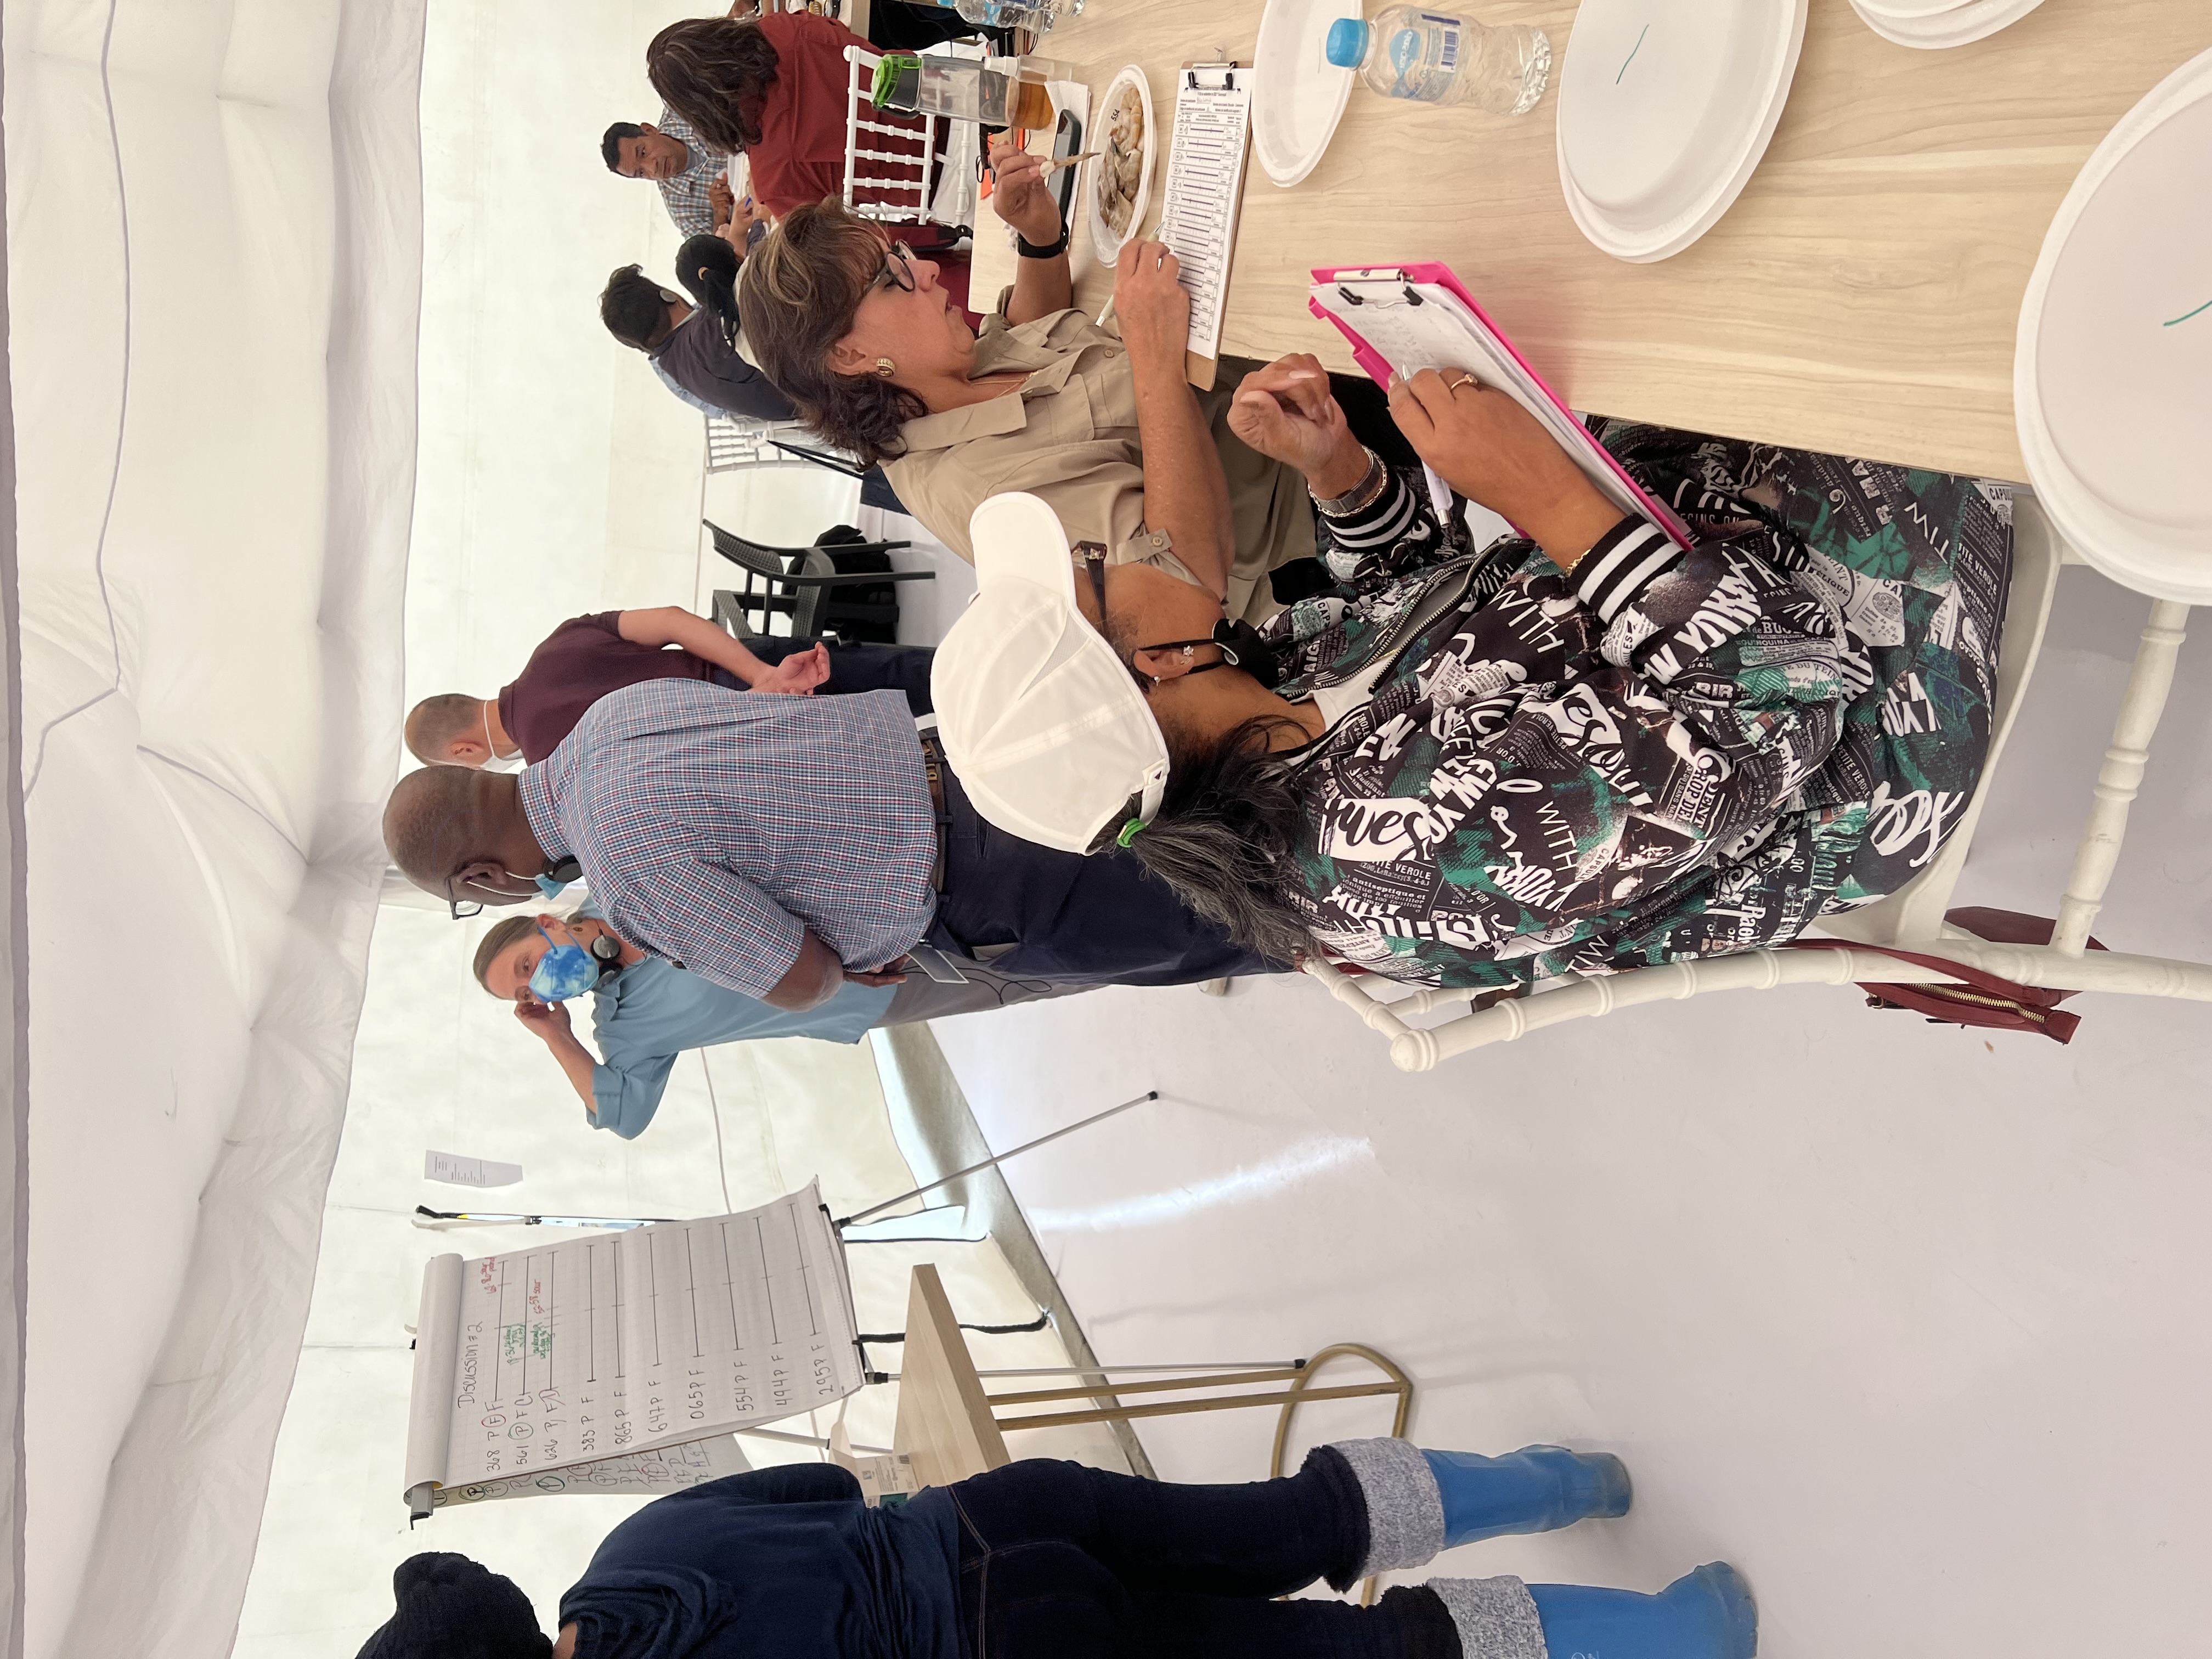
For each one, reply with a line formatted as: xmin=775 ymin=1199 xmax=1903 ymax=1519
xmin=579 ymin=907 xmax=897 ymax=1138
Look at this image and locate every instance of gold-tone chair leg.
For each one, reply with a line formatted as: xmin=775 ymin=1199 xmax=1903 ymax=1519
xmin=1267 ymin=1345 xmax=1416 ymax=1607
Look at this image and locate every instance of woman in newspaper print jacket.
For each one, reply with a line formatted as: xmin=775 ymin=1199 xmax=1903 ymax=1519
xmin=946 ymin=358 xmax=2011 ymax=990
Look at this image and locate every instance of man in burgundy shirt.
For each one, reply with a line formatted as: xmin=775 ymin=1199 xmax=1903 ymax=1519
xmin=405 ymin=606 xmax=933 ymax=768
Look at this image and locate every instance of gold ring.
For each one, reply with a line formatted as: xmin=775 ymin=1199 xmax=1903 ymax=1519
xmin=1442 ymin=373 xmax=1479 ymax=394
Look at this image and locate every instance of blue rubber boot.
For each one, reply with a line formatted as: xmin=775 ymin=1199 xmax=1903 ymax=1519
xmin=1528 ymin=1562 xmax=1759 ymax=1659
xmin=1420 ymin=1445 xmax=1633 ymax=1546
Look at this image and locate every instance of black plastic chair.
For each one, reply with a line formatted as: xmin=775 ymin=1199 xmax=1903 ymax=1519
xmin=704 ymin=518 xmax=933 ymax=643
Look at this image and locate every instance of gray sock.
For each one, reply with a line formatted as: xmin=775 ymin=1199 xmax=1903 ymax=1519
xmin=1429 ymin=1576 xmax=1547 ymax=1659
xmin=1329 ymin=1437 xmax=1444 ymax=1577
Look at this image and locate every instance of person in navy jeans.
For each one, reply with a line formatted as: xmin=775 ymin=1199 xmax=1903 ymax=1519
xmin=353 ymin=1442 xmax=1757 ymax=1659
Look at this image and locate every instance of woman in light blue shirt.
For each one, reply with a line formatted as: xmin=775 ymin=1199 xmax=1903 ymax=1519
xmin=472 ymin=905 xmax=1077 ymax=1138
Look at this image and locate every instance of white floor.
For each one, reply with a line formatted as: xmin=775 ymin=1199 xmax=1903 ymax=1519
xmin=928 ymin=562 xmax=2212 ymax=1659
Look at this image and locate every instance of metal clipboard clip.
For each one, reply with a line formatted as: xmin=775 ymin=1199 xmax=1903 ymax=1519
xmin=1186 ymin=60 xmax=1241 ymax=91
xmin=1334 ymin=272 xmax=1424 ymax=309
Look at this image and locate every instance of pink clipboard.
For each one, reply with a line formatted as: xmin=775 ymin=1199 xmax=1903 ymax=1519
xmin=1309 ymin=261 xmax=1695 ymax=549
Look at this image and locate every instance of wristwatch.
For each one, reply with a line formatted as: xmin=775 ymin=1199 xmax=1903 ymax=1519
xmin=1017 ymin=221 xmax=1071 ymax=259
xmin=1310 ymin=447 xmax=1388 ymax=518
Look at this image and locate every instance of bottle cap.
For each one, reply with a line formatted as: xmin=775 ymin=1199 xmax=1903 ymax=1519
xmin=1324 ymin=18 xmax=1370 ymax=69
xmin=871 ymin=53 xmax=922 ymax=109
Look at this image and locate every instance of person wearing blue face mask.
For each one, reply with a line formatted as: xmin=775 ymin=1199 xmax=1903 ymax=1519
xmin=472 ymin=905 xmax=1083 ymax=1139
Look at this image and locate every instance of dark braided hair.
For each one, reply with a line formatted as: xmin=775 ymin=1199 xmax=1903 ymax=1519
xmin=677 ymin=233 xmax=743 ymax=349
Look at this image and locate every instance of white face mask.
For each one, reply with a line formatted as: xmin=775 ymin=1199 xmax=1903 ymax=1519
xmin=478 ymin=704 xmax=525 ymax=773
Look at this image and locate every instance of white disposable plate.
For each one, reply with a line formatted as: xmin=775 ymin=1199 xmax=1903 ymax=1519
xmin=1556 ymin=0 xmax=1807 ymax=263
xmin=1852 ymin=0 xmax=1978 ymax=20
xmin=1087 ymin=65 xmax=1156 ymax=266
xmin=2016 ymin=46 xmax=2212 ymax=601
xmin=1252 ymin=0 xmax=1359 ymax=188
xmin=1849 ymin=0 xmax=2044 ymax=50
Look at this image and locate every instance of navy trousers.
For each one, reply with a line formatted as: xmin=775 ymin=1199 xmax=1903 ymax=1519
xmin=939 ymin=1456 xmax=1460 ymax=1659
xmin=924 ymin=764 xmax=1286 ymax=988
xmin=721 ymin=637 xmax=936 ymax=715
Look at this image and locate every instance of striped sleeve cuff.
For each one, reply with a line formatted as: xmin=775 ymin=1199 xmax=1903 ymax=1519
xmin=1572 ymin=516 xmax=1683 ymax=623
xmin=1323 ymin=469 xmax=1424 ymax=552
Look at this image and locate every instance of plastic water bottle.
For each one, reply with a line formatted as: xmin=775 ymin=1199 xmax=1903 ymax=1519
xmin=953 ymin=0 xmax=1056 ymax=29
xmin=1325 ymin=7 xmax=1550 ymax=116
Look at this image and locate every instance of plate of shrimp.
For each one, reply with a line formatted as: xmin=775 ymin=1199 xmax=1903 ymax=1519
xmin=1087 ymin=66 xmax=1155 ymax=264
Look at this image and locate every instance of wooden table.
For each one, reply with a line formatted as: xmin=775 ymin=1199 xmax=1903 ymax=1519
xmin=970 ymin=0 xmax=2212 ymax=481
xmin=889 ymin=1263 xmax=1013 ymax=1488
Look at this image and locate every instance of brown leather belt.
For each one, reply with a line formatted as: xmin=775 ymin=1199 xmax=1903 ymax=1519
xmin=917 ymin=726 xmax=950 ymax=894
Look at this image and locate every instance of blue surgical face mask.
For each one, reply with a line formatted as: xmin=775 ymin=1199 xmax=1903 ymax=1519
xmin=531 ymin=857 xmax=583 ymax=901
xmin=528 ymin=923 xmax=613 ymax=1002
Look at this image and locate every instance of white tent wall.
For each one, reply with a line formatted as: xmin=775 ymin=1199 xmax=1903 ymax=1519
xmin=0 ymin=46 xmax=26 ymax=1657
xmin=4 ymin=2 xmax=426 ymax=1656
xmin=405 ymin=0 xmax=735 ymax=718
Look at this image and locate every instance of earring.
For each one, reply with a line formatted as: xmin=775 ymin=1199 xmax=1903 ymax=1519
xmin=874 ymin=357 xmax=896 ymax=378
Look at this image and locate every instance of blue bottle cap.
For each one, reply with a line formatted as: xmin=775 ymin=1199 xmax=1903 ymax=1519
xmin=1324 ymin=16 xmax=1370 ymax=69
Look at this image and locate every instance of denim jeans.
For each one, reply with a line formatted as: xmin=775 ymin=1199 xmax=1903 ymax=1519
xmin=940 ymin=1455 xmax=1461 ymax=1659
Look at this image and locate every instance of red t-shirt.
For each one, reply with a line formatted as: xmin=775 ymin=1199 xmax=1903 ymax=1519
xmin=498 ymin=613 xmax=716 ymax=763
xmin=748 ymin=11 xmax=927 ymax=219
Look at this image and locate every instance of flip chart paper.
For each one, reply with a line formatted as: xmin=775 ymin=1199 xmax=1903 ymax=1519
xmin=425 ymin=1150 xmax=524 ymax=1188
xmin=431 ymin=1435 xmax=751 ymax=1507
xmin=402 ymin=1182 xmax=862 ymax=1515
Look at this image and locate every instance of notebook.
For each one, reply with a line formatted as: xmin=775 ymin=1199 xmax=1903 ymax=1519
xmin=400 ymin=1181 xmax=864 ymax=1518
xmin=1158 ymin=63 xmax=1252 ymax=390
xmin=1309 ymin=264 xmax=1694 ymax=547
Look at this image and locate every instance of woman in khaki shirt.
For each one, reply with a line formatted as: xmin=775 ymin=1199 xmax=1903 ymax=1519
xmin=738 ymin=143 xmax=1410 ymax=623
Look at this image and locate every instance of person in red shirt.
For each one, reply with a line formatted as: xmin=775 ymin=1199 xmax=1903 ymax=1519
xmin=403 ymin=605 xmax=934 ymax=768
xmin=645 ymin=12 xmax=972 ymax=313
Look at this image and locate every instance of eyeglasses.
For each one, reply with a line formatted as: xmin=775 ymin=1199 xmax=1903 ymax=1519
xmin=870 ymin=241 xmax=917 ymax=296
xmin=445 ymin=877 xmax=485 ymax=922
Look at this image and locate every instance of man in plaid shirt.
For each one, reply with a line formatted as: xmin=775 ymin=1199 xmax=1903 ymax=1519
xmin=383 ymin=680 xmax=1276 ymax=1008
xmin=602 ymin=107 xmax=759 ymax=243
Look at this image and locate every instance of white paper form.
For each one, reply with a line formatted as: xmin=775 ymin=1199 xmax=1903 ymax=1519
xmin=1311 ymin=277 xmax=1694 ymax=546
xmin=1157 ymin=67 xmax=1252 ymax=366
xmin=403 ymin=1182 xmax=862 ymax=1515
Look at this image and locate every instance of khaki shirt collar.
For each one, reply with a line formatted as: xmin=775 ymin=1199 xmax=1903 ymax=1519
xmin=897 ymin=312 xmax=1094 ymax=454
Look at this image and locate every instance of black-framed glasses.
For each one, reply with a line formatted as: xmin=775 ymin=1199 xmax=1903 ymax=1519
xmin=445 ymin=877 xmax=485 ymax=922
xmin=870 ymin=240 xmax=917 ymax=296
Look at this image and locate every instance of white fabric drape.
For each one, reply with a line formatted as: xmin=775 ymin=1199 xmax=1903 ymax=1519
xmin=3 ymin=2 xmax=425 ymax=1655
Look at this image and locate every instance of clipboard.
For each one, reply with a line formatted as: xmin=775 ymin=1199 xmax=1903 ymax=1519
xmin=1158 ymin=61 xmax=1252 ymax=391
xmin=1309 ymin=262 xmax=1696 ymax=548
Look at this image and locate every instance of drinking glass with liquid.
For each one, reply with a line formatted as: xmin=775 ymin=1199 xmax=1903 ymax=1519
xmin=1325 ymin=7 xmax=1550 ymax=115
xmin=873 ymin=52 xmax=1076 ymax=130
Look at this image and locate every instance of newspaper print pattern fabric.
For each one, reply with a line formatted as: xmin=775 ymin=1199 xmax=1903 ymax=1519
xmin=1261 ymin=421 xmax=2012 ymax=989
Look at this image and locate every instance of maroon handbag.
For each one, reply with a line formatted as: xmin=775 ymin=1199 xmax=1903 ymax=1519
xmin=1791 ymin=909 xmax=2107 ymax=1044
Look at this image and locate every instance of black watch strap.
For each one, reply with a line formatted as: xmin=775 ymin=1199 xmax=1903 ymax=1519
xmin=1016 ymin=223 xmax=1070 ymax=259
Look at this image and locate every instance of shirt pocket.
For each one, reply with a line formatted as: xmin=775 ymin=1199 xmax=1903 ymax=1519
xmin=1025 ymin=373 xmax=1103 ymax=450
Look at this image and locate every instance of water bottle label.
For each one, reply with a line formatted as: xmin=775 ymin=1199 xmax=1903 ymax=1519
xmin=1388 ymin=26 xmax=1423 ymax=79
xmin=1386 ymin=20 xmax=1462 ymax=99
xmin=1419 ymin=14 xmax=1463 ymax=69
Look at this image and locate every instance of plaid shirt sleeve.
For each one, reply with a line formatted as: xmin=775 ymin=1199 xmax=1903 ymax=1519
xmin=657 ymin=170 xmax=719 ymax=240
xmin=654 ymin=107 xmax=724 ymax=240
xmin=628 ymin=856 xmax=806 ymax=1000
